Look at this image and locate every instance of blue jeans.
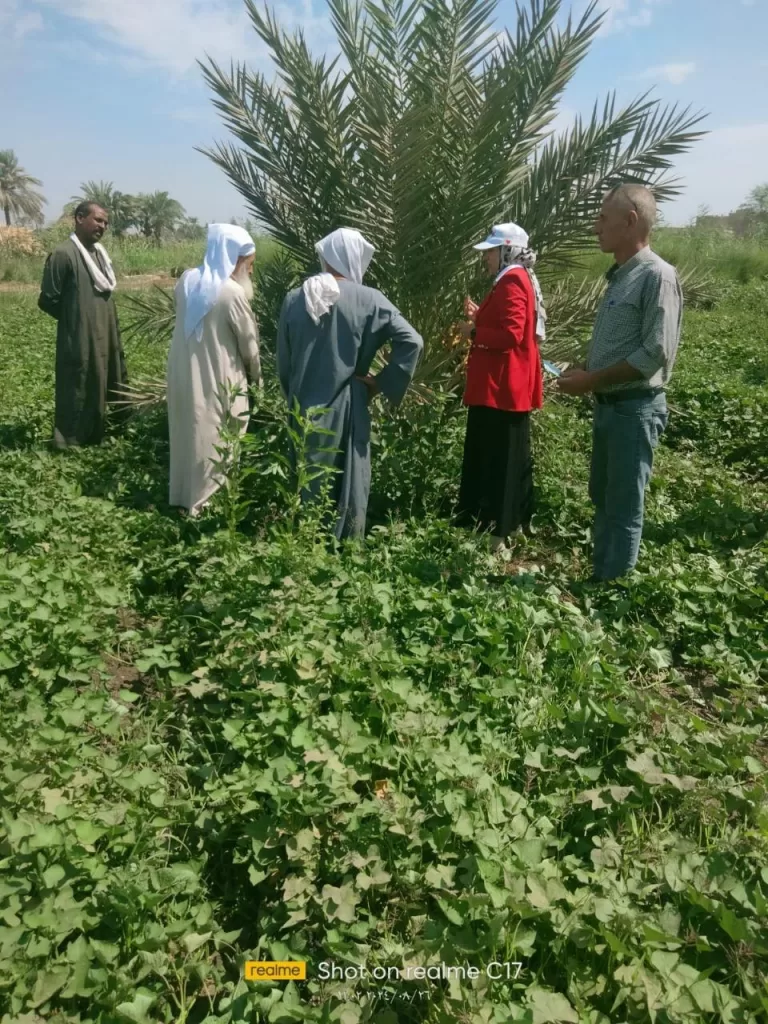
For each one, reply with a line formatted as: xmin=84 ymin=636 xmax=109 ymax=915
xmin=589 ymin=392 xmax=668 ymax=580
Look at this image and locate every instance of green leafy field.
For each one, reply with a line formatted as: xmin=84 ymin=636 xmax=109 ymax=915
xmin=0 ymin=280 xmax=767 ymax=1024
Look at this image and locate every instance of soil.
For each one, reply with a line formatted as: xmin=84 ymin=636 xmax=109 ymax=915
xmin=100 ymin=654 xmax=143 ymax=698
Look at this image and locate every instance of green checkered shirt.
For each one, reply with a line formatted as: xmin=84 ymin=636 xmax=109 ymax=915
xmin=586 ymin=246 xmax=683 ymax=393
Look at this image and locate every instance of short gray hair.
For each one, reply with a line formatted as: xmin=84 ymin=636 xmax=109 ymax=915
xmin=605 ymin=184 xmax=657 ymax=234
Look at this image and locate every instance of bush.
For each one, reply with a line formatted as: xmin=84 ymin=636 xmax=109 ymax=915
xmin=0 ymin=226 xmax=45 ymax=259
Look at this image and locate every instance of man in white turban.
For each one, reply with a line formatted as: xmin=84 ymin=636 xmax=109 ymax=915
xmin=277 ymin=227 xmax=423 ymax=540
xmin=166 ymin=223 xmax=262 ymax=515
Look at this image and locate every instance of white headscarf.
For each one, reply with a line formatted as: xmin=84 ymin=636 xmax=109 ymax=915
xmin=474 ymin=222 xmax=547 ymax=341
xmin=302 ymin=227 xmax=375 ymax=324
xmin=183 ymin=223 xmax=255 ymax=341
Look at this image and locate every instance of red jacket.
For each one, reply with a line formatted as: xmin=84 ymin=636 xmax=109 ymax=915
xmin=463 ymin=267 xmax=543 ymax=412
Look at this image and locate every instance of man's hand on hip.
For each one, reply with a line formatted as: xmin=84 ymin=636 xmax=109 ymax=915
xmin=356 ymin=374 xmax=380 ymax=401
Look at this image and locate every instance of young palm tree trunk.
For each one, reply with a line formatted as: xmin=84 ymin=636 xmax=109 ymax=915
xmin=3 ymin=204 xmax=10 ymax=227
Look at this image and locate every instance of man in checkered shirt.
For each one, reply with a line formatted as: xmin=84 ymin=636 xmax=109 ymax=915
xmin=557 ymin=184 xmax=683 ymax=580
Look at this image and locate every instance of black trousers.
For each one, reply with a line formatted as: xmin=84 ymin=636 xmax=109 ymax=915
xmin=455 ymin=405 xmax=534 ymax=538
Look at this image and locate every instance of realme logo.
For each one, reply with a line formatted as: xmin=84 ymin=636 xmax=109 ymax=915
xmin=244 ymin=961 xmax=307 ymax=981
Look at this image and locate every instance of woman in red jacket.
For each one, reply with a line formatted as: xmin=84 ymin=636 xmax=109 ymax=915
xmin=454 ymin=223 xmax=546 ymax=552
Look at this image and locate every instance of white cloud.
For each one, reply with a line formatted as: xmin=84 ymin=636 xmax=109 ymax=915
xmin=0 ymin=0 xmax=43 ymax=41
xmin=594 ymin=0 xmax=668 ymax=36
xmin=32 ymin=0 xmax=335 ymax=76
xmin=638 ymin=61 xmax=696 ymax=85
xmin=665 ymin=122 xmax=768 ymax=224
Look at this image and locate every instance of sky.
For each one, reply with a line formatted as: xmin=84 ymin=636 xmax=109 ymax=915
xmin=2 ymin=0 xmax=767 ymax=228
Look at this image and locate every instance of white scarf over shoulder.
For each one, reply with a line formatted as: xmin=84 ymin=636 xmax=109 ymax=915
xmin=496 ymin=261 xmax=547 ymax=341
xmin=70 ymin=233 xmax=117 ymax=294
xmin=302 ymin=227 xmax=375 ymax=324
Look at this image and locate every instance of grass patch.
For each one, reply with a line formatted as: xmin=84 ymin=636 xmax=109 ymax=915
xmin=573 ymin=226 xmax=768 ymax=286
xmin=0 ymin=234 xmax=279 ymax=285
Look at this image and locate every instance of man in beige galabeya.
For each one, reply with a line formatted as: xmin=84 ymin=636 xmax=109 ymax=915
xmin=166 ymin=223 xmax=262 ymax=515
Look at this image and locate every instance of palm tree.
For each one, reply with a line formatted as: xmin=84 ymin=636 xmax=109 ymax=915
xmin=200 ymin=0 xmax=706 ymax=363
xmin=0 ymin=150 xmax=47 ymax=227
xmin=135 ymin=191 xmax=186 ymax=243
xmin=108 ymin=192 xmax=138 ymax=237
xmin=70 ymin=180 xmax=115 ymax=213
xmin=175 ymin=215 xmax=207 ymax=241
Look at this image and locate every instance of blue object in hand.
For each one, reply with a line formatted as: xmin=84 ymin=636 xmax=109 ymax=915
xmin=543 ymin=360 xmax=562 ymax=377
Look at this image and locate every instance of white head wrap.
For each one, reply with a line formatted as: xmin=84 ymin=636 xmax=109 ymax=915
xmin=302 ymin=227 xmax=375 ymax=324
xmin=474 ymin=222 xmax=547 ymax=341
xmin=182 ymin=223 xmax=255 ymax=341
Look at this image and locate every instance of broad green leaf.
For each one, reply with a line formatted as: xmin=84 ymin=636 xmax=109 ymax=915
xmin=90 ymin=938 xmax=120 ymax=964
xmin=30 ymin=967 xmax=69 ymax=1008
xmin=689 ymin=979 xmax=717 ymax=1013
xmin=593 ymin=898 xmax=615 ymax=922
xmin=526 ymin=876 xmax=550 ymax=910
xmin=73 ymin=819 xmax=107 ymax=845
xmin=650 ymin=950 xmax=680 ymax=976
xmin=40 ymin=788 xmax=68 ymax=815
xmin=42 ymin=864 xmax=66 ymax=887
xmin=28 ymin=824 xmax=65 ymax=849
xmin=512 ymin=839 xmax=545 ymax=867
xmin=452 ymin=810 xmax=474 ymax=837
xmin=117 ymin=989 xmax=157 ymax=1024
xmin=626 ymin=751 xmax=665 ymax=785
xmin=716 ymin=907 xmax=751 ymax=942
xmin=321 ymin=884 xmax=358 ymax=923
xmin=527 ymin=987 xmax=578 ymax=1023
xmin=434 ymin=895 xmax=464 ymax=926
xmin=183 ymin=931 xmax=212 ymax=953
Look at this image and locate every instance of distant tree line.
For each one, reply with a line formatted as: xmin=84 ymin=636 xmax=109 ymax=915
xmin=1 ymin=152 xmax=231 ymax=243
xmin=66 ymin=181 xmax=198 ymax=243
xmin=696 ymin=184 xmax=768 ymax=237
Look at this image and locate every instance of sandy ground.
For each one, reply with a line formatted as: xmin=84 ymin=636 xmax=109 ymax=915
xmin=0 ymin=273 xmax=176 ymax=294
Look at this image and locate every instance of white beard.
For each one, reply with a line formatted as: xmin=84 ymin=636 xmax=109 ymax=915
xmin=231 ymin=268 xmax=254 ymax=303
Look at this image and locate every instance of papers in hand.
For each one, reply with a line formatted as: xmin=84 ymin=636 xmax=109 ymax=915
xmin=543 ymin=359 xmax=564 ymax=377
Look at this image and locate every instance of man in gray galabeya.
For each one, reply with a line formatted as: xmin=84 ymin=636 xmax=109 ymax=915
xmin=38 ymin=201 xmax=127 ymax=449
xmin=557 ymin=184 xmax=683 ymax=580
xmin=277 ymin=227 xmax=423 ymax=540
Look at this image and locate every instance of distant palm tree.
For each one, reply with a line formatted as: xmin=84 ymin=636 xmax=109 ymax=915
xmin=108 ymin=192 xmax=138 ymax=237
xmin=136 ymin=191 xmax=186 ymax=243
xmin=70 ymin=179 xmax=115 ymax=212
xmin=175 ymin=215 xmax=206 ymax=241
xmin=0 ymin=150 xmax=47 ymax=227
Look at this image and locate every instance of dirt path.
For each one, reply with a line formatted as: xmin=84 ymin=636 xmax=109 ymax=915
xmin=0 ymin=273 xmax=176 ymax=294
